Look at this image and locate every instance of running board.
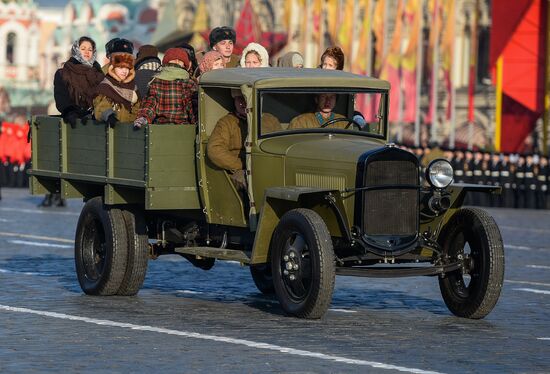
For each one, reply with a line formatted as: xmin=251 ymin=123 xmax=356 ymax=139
xmin=174 ymin=246 xmax=251 ymax=263
xmin=336 ymin=263 xmax=461 ymax=278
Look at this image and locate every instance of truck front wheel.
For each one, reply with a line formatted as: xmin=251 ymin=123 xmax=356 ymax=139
xmin=75 ymin=197 xmax=128 ymax=295
xmin=438 ymin=207 xmax=504 ymax=319
xmin=270 ymin=209 xmax=335 ymax=319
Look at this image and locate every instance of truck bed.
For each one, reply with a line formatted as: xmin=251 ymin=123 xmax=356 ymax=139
xmin=29 ymin=116 xmax=200 ymax=210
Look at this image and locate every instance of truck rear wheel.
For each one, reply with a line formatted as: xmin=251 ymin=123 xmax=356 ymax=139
xmin=438 ymin=207 xmax=504 ymax=319
xmin=250 ymin=264 xmax=274 ymax=294
xmin=116 ymin=209 xmax=149 ymax=296
xmin=75 ymin=197 xmax=128 ymax=295
xmin=270 ymin=209 xmax=335 ymax=319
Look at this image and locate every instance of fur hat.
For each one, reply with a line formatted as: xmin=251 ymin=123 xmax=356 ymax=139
xmin=162 ymin=48 xmax=190 ymax=69
xmin=209 ymin=26 xmax=236 ymax=48
xmin=105 ymin=38 xmax=134 ymax=57
xmin=110 ymin=53 xmax=134 ymax=69
xmin=135 ymin=44 xmax=159 ymax=65
xmin=240 ymin=42 xmax=269 ymax=67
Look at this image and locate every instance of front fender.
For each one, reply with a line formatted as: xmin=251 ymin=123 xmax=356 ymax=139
xmin=250 ymin=186 xmax=349 ymax=264
xmin=448 ymin=183 xmax=502 ymax=209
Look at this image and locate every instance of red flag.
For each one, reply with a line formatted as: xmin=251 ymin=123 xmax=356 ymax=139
xmin=234 ymin=0 xmax=262 ymax=54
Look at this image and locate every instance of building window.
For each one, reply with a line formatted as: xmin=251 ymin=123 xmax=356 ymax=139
xmin=7 ymin=32 xmax=16 ymax=65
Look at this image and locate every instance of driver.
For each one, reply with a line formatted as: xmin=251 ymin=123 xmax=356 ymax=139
xmin=288 ymin=93 xmax=346 ymax=129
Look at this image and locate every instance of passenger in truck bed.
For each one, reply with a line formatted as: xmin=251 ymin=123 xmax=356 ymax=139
xmin=133 ymin=48 xmax=197 ymax=128
xmin=93 ymin=41 xmax=140 ymax=127
xmin=53 ymin=36 xmax=104 ymax=129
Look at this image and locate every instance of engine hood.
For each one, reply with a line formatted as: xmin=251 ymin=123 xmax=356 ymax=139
xmin=259 ymin=133 xmax=386 ymax=163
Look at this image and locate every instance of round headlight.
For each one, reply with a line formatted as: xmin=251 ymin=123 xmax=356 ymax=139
xmin=426 ymin=159 xmax=454 ymax=188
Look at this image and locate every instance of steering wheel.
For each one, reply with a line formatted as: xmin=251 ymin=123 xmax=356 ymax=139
xmin=319 ymin=117 xmax=364 ymax=130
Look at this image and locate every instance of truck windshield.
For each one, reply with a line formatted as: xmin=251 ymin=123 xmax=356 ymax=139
xmin=259 ymin=90 xmax=385 ymax=138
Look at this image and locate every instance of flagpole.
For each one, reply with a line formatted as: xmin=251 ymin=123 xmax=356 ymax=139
xmin=414 ymin=0 xmax=424 ymax=147
xmin=382 ymin=0 xmax=389 ymax=59
xmin=430 ymin=0 xmax=439 ymax=144
xmin=396 ymin=5 xmax=404 ymax=144
xmin=449 ymin=0 xmax=457 ymax=149
xmin=543 ymin=0 xmax=550 ymax=156
xmin=366 ymin=0 xmax=374 ymax=77
xmin=494 ymin=55 xmax=503 ymax=152
xmin=468 ymin=0 xmax=479 ymax=150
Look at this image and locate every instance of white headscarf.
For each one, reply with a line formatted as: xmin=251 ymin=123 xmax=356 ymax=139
xmin=71 ymin=39 xmax=97 ymax=67
xmin=240 ymin=42 xmax=269 ymax=67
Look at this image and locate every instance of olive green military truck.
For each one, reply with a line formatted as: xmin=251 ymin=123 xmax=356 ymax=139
xmin=29 ymin=68 xmax=504 ymax=319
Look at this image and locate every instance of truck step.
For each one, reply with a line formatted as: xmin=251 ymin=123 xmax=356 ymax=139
xmin=174 ymin=246 xmax=250 ymax=264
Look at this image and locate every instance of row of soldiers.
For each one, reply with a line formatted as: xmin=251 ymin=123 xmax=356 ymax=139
xmin=408 ymin=146 xmax=550 ymax=210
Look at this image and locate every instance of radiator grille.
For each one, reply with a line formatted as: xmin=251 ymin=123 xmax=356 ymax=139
xmin=296 ymin=172 xmax=346 ymax=190
xmin=364 ymin=160 xmax=418 ymax=236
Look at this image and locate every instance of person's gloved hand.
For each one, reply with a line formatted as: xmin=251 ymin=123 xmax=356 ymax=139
xmin=106 ymin=114 xmax=119 ymax=128
xmin=133 ymin=117 xmax=147 ymax=129
xmin=81 ymin=113 xmax=93 ymax=126
xmin=230 ymin=169 xmax=247 ymax=190
xmin=63 ymin=111 xmax=79 ymax=129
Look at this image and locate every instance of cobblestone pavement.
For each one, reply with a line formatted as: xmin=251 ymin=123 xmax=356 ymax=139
xmin=0 ymin=188 xmax=549 ymax=373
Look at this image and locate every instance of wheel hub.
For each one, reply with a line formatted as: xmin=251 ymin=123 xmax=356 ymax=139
xmin=283 ymin=250 xmax=301 ymax=281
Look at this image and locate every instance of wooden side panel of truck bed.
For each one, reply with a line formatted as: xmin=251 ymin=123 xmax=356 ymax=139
xmin=29 ymin=116 xmax=201 ymax=210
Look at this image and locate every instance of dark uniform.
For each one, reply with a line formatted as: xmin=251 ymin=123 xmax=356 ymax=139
xmin=489 ymin=154 xmax=502 ymax=207
xmin=539 ymin=157 xmax=550 ymax=209
xmin=515 ymin=157 xmax=526 ymax=209
xmin=472 ymin=152 xmax=485 ymax=206
xmin=463 ymin=151 xmax=474 ymax=205
xmin=452 ymin=151 xmax=465 ymax=184
xmin=500 ymin=156 xmax=514 ymax=208
xmin=524 ymin=157 xmax=537 ymax=209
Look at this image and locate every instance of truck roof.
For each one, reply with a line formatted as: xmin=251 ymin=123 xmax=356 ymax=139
xmin=198 ymin=67 xmax=391 ymax=90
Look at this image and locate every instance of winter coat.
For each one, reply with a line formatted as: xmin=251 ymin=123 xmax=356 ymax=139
xmin=207 ymin=113 xmax=246 ymax=171
xmin=93 ymin=66 xmax=140 ymax=123
xmin=260 ymin=113 xmax=282 ymax=135
xmin=135 ymin=56 xmax=161 ymax=99
xmin=225 ymin=54 xmax=240 ymax=68
xmin=53 ymin=57 xmax=104 ymax=117
xmin=288 ymin=112 xmax=345 ymax=130
xmin=138 ymin=65 xmax=197 ymax=125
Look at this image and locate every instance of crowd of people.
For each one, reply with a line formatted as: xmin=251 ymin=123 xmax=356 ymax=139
xmin=405 ymin=145 xmax=550 ymax=210
xmin=0 ymin=25 xmax=548 ymax=210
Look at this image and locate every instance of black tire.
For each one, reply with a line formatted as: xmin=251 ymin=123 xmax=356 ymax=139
xmin=438 ymin=207 xmax=505 ymax=319
xmin=270 ymin=209 xmax=335 ymax=319
xmin=117 ymin=209 xmax=149 ymax=296
xmin=250 ymin=263 xmax=274 ymax=295
xmin=75 ymin=197 xmax=128 ymax=295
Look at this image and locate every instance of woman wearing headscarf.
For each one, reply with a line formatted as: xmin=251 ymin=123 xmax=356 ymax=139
xmin=198 ymin=50 xmax=226 ymax=76
xmin=93 ymin=40 xmax=140 ymax=126
xmin=276 ymin=51 xmax=304 ymax=68
xmin=53 ymin=36 xmax=104 ymax=128
xmin=240 ymin=42 xmax=270 ymax=68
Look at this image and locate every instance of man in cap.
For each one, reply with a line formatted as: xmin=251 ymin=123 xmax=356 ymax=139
xmin=209 ymin=26 xmax=240 ymax=68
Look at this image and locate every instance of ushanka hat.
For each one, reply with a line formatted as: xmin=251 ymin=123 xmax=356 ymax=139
xmin=105 ymin=38 xmax=134 ymax=57
xmin=209 ymin=26 xmax=236 ymax=48
xmin=110 ymin=53 xmax=134 ymax=69
xmin=135 ymin=44 xmax=159 ymax=65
